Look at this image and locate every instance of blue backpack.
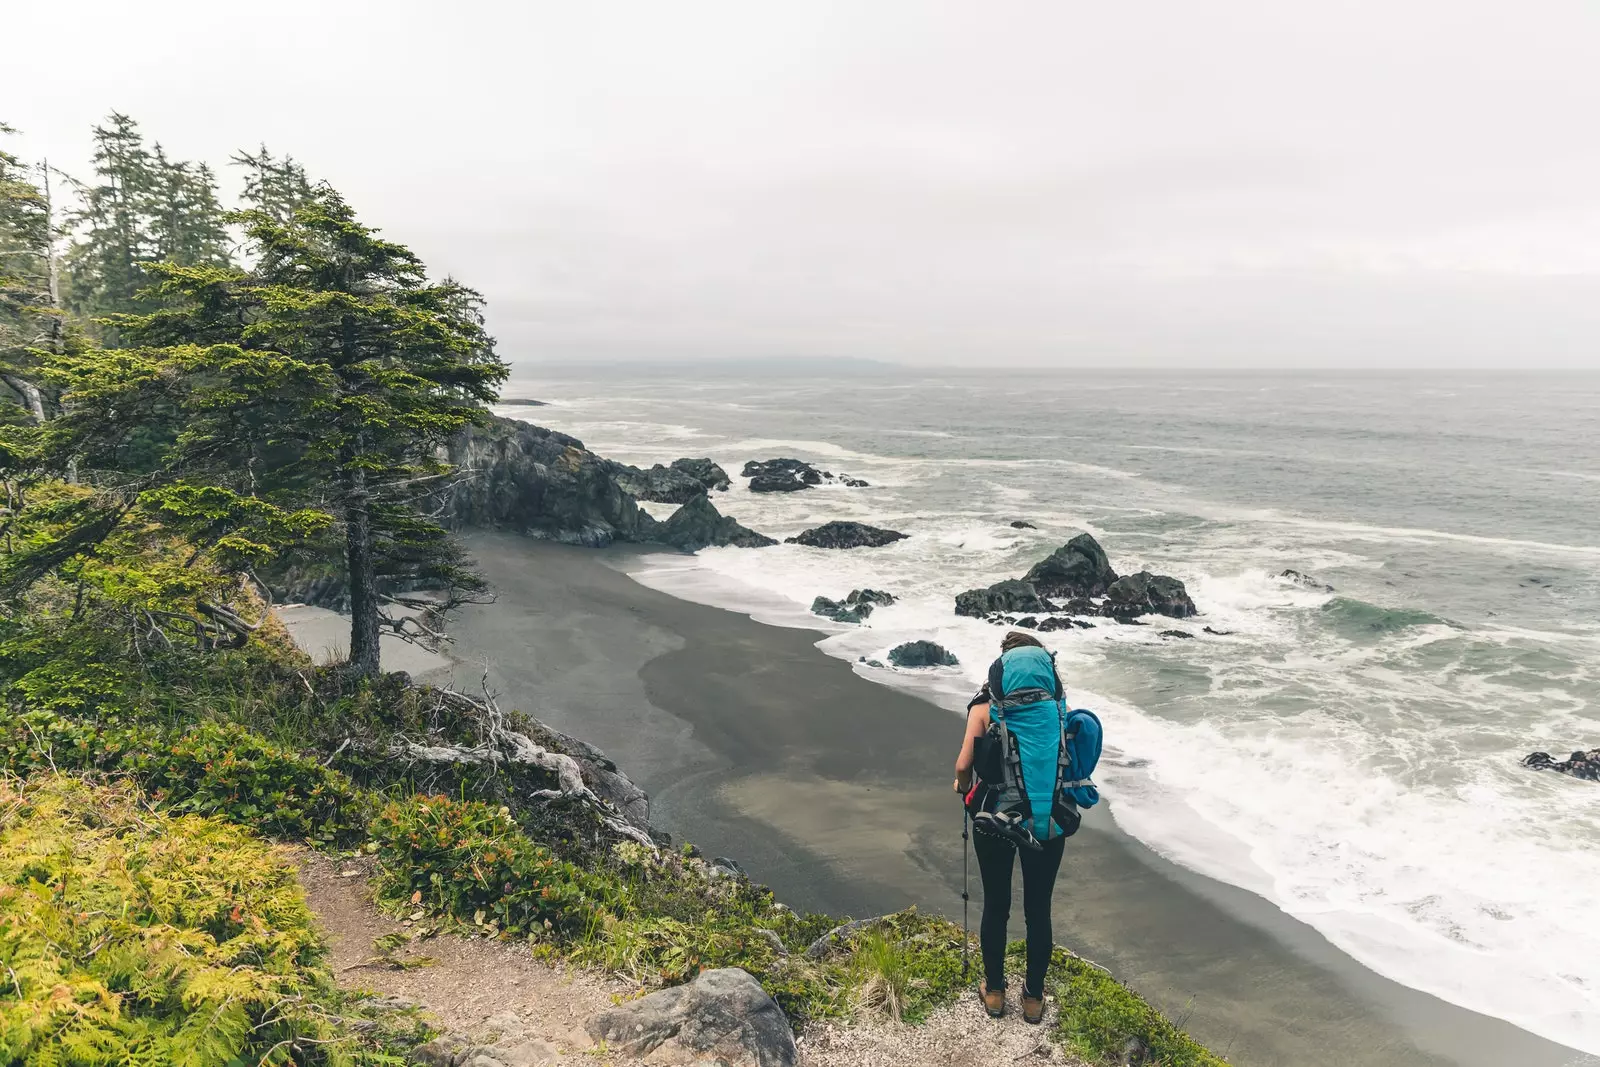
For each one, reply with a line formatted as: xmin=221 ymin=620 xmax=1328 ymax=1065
xmin=966 ymin=648 xmax=1102 ymax=847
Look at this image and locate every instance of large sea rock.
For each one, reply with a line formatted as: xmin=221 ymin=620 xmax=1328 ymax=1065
xmin=888 ymin=641 xmax=959 ymax=667
xmin=786 ymin=521 xmax=907 ymax=549
xmin=586 ymin=968 xmax=797 ymax=1067
xmin=611 ymin=462 xmax=708 ymax=505
xmin=654 ymin=494 xmax=777 ymax=552
xmin=445 ymin=416 xmax=658 ymax=547
xmin=1102 ymin=571 xmax=1197 ymax=620
xmin=954 ymin=579 xmax=1050 ymax=618
xmin=742 ymin=457 xmax=868 ymax=492
xmin=1022 ymin=533 xmax=1119 ymax=598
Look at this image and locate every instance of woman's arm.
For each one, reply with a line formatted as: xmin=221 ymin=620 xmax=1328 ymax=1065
xmin=953 ymin=702 xmax=992 ymax=792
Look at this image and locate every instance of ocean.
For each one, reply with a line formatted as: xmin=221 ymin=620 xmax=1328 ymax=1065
xmin=495 ymin=367 xmax=1600 ymax=1055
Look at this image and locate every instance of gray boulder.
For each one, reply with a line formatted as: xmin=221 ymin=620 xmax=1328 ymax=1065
xmin=1102 ymin=571 xmax=1197 ymax=621
xmin=1022 ymin=533 xmax=1119 ymax=598
xmin=585 ymin=967 xmax=797 ymax=1067
xmin=1523 ymin=749 xmax=1600 ymax=782
xmin=811 ymin=588 xmax=896 ymax=624
xmin=888 ymin=641 xmax=959 ymax=667
xmin=786 ymin=521 xmax=907 ymax=549
xmin=1281 ymin=568 xmax=1335 ymax=592
xmin=955 ymin=579 xmax=1049 ymax=618
xmin=654 ymin=495 xmax=778 ymax=552
xmin=445 ymin=416 xmax=657 ymax=547
xmin=744 ymin=458 xmax=821 ymax=493
xmin=1009 ymin=520 xmax=1037 ymax=529
xmin=847 ymin=588 xmax=897 ymax=608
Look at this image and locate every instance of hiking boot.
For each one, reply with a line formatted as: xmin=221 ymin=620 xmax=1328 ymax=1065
xmin=1021 ymin=991 xmax=1046 ymax=1025
xmin=979 ymin=982 xmax=1006 ymax=1018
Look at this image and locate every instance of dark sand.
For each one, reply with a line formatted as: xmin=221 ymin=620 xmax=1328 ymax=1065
xmin=445 ymin=532 xmax=1589 ymax=1067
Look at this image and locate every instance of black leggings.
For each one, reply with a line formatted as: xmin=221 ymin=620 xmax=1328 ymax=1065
xmin=973 ymin=828 xmax=1066 ymax=996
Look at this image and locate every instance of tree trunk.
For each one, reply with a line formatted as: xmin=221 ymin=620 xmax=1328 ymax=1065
xmin=1 ymin=376 xmax=46 ymax=423
xmin=344 ymin=455 xmax=381 ymax=679
xmin=41 ymin=160 xmax=63 ymax=358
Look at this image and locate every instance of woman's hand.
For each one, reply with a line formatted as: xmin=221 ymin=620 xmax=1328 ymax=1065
xmin=954 ymin=770 xmax=972 ymax=794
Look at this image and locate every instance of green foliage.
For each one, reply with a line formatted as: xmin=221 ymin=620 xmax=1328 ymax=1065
xmin=1047 ymin=947 xmax=1229 ymax=1066
xmin=369 ymin=795 xmax=603 ymax=940
xmin=0 ymin=775 xmax=351 ymax=1065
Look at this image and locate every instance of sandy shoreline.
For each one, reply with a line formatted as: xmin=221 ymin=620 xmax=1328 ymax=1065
xmin=435 ymin=531 xmax=1586 ymax=1067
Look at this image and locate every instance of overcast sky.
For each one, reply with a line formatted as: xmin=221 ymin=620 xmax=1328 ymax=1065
xmin=6 ymin=1 xmax=1600 ymax=367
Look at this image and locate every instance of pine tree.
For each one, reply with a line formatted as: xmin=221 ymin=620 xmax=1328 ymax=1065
xmin=231 ymin=145 xmax=315 ymax=222
xmin=93 ymin=186 xmax=508 ymax=677
xmin=148 ymin=145 xmax=230 ymax=268
xmin=65 ymin=112 xmax=158 ymax=319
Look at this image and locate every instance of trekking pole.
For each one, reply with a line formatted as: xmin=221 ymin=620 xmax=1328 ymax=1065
xmin=961 ymin=804 xmax=971 ymax=980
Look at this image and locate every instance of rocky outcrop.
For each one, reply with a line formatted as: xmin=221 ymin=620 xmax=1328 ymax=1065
xmin=888 ymin=641 xmax=959 ymax=668
xmin=742 ymin=458 xmax=868 ymax=492
xmin=445 ymin=416 xmax=657 ymax=548
xmin=611 ymin=462 xmax=708 ymax=504
xmin=1523 ymin=749 xmax=1600 ymax=781
xmin=653 ymin=495 xmax=777 ymax=552
xmin=586 ymin=968 xmax=798 ymax=1067
xmin=786 ymin=522 xmax=907 ymax=549
xmin=1023 ymin=533 xmax=1118 ymax=598
xmin=1102 ymin=571 xmax=1197 ymax=621
xmin=672 ymin=457 xmax=731 ymax=492
xmin=445 ymin=417 xmax=774 ymax=553
xmin=811 ymin=588 xmax=897 ymax=624
xmin=954 ymin=579 xmax=1050 ymax=618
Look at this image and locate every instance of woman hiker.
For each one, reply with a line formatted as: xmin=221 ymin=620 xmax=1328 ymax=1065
xmin=953 ymin=631 xmax=1071 ymax=1024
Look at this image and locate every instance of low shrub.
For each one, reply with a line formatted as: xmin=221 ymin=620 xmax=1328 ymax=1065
xmin=0 ymin=775 xmax=356 ymax=1065
xmin=1049 ymin=946 xmax=1228 ymax=1067
xmin=368 ymin=794 xmax=605 ymax=940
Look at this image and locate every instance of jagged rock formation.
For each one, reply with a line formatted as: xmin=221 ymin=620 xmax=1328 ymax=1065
xmin=888 ymin=641 xmax=959 ymax=668
xmin=952 ymin=532 xmax=1197 ymax=625
xmin=672 ymin=457 xmax=732 ymax=492
xmin=586 ymin=968 xmax=798 ymax=1067
xmin=1023 ymin=533 xmax=1119 ymax=599
xmin=786 ymin=522 xmax=907 ymax=549
xmin=811 ymin=588 xmax=897 ymax=623
xmin=1103 ymin=572 xmax=1198 ymax=621
xmin=653 ymin=495 xmax=777 ymax=552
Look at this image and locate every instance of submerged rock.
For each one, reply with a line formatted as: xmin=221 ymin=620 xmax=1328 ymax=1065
xmin=1023 ymin=533 xmax=1119 ymax=598
xmin=1037 ymin=616 xmax=1093 ymax=631
xmin=888 ymin=641 xmax=959 ymax=668
xmin=954 ymin=579 xmax=1049 ymax=618
xmin=1103 ymin=572 xmax=1197 ymax=620
xmin=786 ymin=521 xmax=907 ymax=549
xmin=654 ymin=495 xmax=777 ymax=552
xmin=1159 ymin=629 xmax=1196 ymax=639
xmin=586 ymin=967 xmax=797 ymax=1067
xmin=812 ymin=588 xmax=899 ymax=623
xmin=1523 ymin=749 xmax=1600 ymax=782
xmin=1009 ymin=520 xmax=1037 ymax=529
xmin=1281 ymin=568 xmax=1335 ymax=592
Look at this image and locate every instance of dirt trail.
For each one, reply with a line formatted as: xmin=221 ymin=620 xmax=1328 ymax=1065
xmin=297 ymin=849 xmax=1074 ymax=1066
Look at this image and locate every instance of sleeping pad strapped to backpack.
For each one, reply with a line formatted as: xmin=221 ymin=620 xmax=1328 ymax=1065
xmin=964 ymin=645 xmax=1102 ymax=849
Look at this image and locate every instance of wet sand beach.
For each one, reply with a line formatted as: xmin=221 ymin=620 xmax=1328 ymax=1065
xmin=441 ymin=531 xmax=1587 ymax=1067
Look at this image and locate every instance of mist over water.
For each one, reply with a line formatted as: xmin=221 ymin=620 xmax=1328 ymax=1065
xmin=498 ymin=368 xmax=1600 ymax=1054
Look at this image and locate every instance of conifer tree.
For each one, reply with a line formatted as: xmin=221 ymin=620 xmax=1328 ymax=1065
xmin=65 ymin=113 xmax=157 ymax=318
xmin=93 ymin=187 xmax=508 ymax=677
xmin=148 ymin=145 xmax=230 ymax=268
xmin=231 ymin=145 xmax=315 ymax=222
